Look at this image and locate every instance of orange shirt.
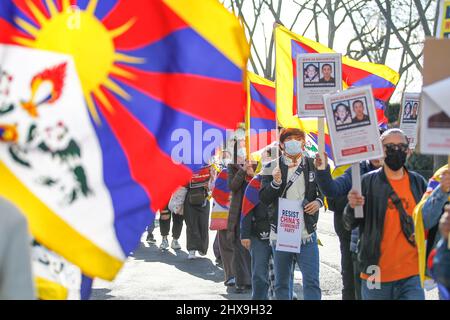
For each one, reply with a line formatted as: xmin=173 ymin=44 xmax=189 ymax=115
xmin=361 ymin=173 xmax=419 ymax=282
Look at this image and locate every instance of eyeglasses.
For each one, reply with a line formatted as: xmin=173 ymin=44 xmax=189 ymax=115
xmin=383 ymin=143 xmax=409 ymax=152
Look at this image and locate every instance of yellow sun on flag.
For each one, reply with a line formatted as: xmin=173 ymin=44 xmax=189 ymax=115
xmin=13 ymin=0 xmax=144 ymax=123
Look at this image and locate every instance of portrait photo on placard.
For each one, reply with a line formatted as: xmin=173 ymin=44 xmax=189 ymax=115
xmin=332 ymin=97 xmax=371 ymax=131
xmin=318 ymin=62 xmax=336 ymax=86
xmin=402 ymin=100 xmax=419 ymax=123
xmin=332 ymin=101 xmax=352 ymax=130
xmin=302 ymin=62 xmax=320 ymax=86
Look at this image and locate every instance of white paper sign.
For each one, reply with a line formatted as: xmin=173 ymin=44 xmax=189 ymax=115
xmin=276 ymin=198 xmax=304 ymax=253
xmin=296 ymin=53 xmax=342 ymax=118
xmin=419 ymin=77 xmax=450 ymax=155
xmin=323 ymin=85 xmax=384 ymax=166
xmin=399 ymin=93 xmax=420 ymax=149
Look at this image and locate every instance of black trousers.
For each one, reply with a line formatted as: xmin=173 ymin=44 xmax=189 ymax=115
xmin=333 ymin=212 xmax=356 ymax=300
xmin=184 ymin=200 xmax=210 ymax=253
xmin=159 ymin=210 xmax=184 ymax=239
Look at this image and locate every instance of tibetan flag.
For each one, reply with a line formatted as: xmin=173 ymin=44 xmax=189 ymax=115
xmin=246 ymin=72 xmax=276 ymax=154
xmin=241 ymin=174 xmax=262 ymax=220
xmin=414 ymin=164 xmax=448 ymax=287
xmin=0 ymin=0 xmax=249 ymax=281
xmin=212 ymin=168 xmax=230 ymax=209
xmin=275 ymin=25 xmax=399 ymax=130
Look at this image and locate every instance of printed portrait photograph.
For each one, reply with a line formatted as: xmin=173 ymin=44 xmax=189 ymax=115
xmin=331 ymin=101 xmax=352 ymax=131
xmin=302 ymin=62 xmax=320 ymax=86
xmin=318 ymin=62 xmax=336 ymax=86
xmin=350 ymin=98 xmax=371 ymax=127
xmin=403 ymin=100 xmax=419 ymax=123
xmin=332 ymin=97 xmax=371 ymax=131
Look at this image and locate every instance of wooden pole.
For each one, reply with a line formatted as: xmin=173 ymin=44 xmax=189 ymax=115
xmin=448 ymin=155 xmax=450 ymax=249
xmin=351 ymin=163 xmax=364 ymax=218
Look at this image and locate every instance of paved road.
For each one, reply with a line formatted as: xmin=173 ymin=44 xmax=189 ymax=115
xmin=91 ymin=210 xmax=439 ymax=300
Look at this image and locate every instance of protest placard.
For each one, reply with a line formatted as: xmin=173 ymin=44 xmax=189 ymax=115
xmin=323 ymin=85 xmax=384 ymax=167
xmin=296 ymin=53 xmax=342 ymax=118
xmin=276 ymin=198 xmax=304 ymax=253
xmin=437 ymin=0 xmax=450 ymax=38
xmin=399 ymin=93 xmax=421 ymax=149
xmin=419 ymin=39 xmax=450 ymax=155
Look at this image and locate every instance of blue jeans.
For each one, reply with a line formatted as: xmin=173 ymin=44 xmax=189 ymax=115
xmin=250 ymin=236 xmax=272 ymax=300
xmin=361 ymin=275 xmax=425 ymax=300
xmin=271 ymin=232 xmax=321 ymax=300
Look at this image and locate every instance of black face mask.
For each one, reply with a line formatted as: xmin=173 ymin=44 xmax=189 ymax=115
xmin=384 ymin=148 xmax=407 ymax=171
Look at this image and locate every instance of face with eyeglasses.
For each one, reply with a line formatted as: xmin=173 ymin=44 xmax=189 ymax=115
xmin=382 ymin=133 xmax=409 ymax=154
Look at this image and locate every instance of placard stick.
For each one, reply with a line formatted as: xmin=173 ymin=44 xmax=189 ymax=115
xmin=448 ymin=155 xmax=450 ymax=249
xmin=351 ymin=163 xmax=364 ymax=218
xmin=317 ymin=117 xmax=325 ymax=169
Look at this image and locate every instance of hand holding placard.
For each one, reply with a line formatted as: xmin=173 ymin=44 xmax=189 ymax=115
xmin=350 ymin=163 xmax=364 ymax=218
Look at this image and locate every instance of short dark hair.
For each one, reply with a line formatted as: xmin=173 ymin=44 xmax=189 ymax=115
xmin=305 ymin=64 xmax=318 ymax=72
xmin=279 ymin=128 xmax=306 ymax=143
xmin=335 ymin=103 xmax=348 ymax=112
xmin=322 ymin=63 xmax=332 ymax=70
xmin=352 ymin=100 xmax=364 ymax=109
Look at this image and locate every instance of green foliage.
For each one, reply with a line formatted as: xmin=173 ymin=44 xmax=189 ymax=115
xmin=406 ymin=152 xmax=434 ymax=181
xmin=386 ymin=103 xmax=401 ymax=124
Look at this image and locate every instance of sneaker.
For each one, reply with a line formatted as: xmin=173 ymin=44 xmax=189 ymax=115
xmin=146 ymin=233 xmax=156 ymax=244
xmin=188 ymin=250 xmax=197 ymax=260
xmin=224 ymin=277 xmax=235 ymax=287
xmin=159 ymin=237 xmax=169 ymax=250
xmin=171 ymin=239 xmax=181 ymax=250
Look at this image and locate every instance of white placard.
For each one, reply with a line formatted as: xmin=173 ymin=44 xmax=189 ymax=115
xmin=419 ymin=77 xmax=450 ymax=155
xmin=296 ymin=53 xmax=342 ymax=118
xmin=323 ymin=85 xmax=384 ymax=166
xmin=399 ymin=93 xmax=421 ymax=149
xmin=276 ymin=198 xmax=304 ymax=253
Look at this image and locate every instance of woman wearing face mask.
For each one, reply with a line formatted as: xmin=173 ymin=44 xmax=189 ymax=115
xmin=259 ymin=128 xmax=324 ymax=300
xmin=226 ymin=141 xmax=255 ymax=293
xmin=344 ymin=129 xmax=428 ymax=300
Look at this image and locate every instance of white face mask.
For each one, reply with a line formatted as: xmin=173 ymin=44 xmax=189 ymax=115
xmin=283 ymin=140 xmax=303 ymax=156
xmin=222 ymin=159 xmax=232 ymax=167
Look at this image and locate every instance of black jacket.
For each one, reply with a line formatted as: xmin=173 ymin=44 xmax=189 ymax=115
xmin=259 ymin=156 xmax=324 ymax=235
xmin=343 ymin=167 xmax=427 ymax=273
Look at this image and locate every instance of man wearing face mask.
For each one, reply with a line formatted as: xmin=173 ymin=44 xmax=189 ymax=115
xmin=344 ymin=129 xmax=427 ymax=300
xmin=313 ymin=129 xmax=385 ymax=300
xmin=260 ymin=128 xmax=324 ymax=300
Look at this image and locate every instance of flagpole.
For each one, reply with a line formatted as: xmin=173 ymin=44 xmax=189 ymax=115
xmin=448 ymin=155 xmax=450 ymax=249
xmin=274 ymin=22 xmax=281 ymax=163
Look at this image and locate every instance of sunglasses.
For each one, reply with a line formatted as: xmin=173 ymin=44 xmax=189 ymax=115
xmin=383 ymin=143 xmax=409 ymax=152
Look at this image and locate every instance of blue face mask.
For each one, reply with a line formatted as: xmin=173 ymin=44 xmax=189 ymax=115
xmin=284 ymin=140 xmax=303 ymax=156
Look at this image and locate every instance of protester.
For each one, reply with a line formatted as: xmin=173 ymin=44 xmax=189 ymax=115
xmin=430 ymin=208 xmax=450 ymax=299
xmin=414 ymin=164 xmax=449 ymax=289
xmin=215 ymin=152 xmax=236 ymax=288
xmin=260 ymin=128 xmax=324 ymax=300
xmin=145 ymin=220 xmax=156 ymax=244
xmin=314 ymin=151 xmax=383 ymax=300
xmin=344 ymin=128 xmax=427 ymax=300
xmin=183 ymin=166 xmax=212 ymax=259
xmin=158 ymin=206 xmax=183 ymax=250
xmin=240 ymin=149 xmax=272 ymax=300
xmin=227 ymin=142 xmax=253 ymax=293
xmin=0 ymin=197 xmax=35 ymax=300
